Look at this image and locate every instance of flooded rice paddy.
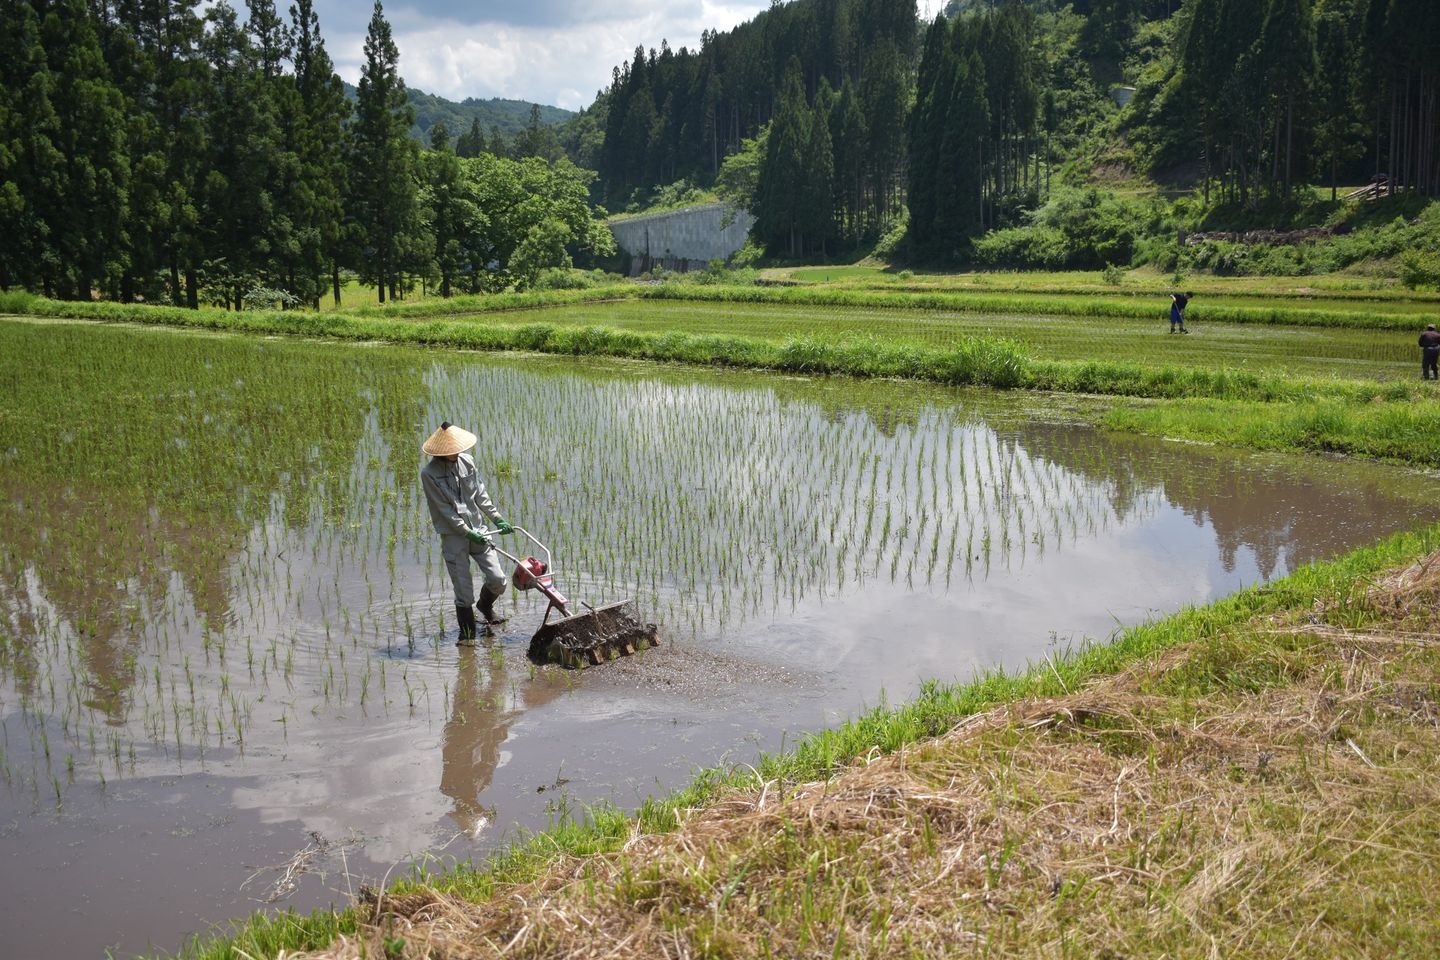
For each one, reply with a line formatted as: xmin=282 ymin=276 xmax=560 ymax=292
xmin=0 ymin=317 xmax=1434 ymax=958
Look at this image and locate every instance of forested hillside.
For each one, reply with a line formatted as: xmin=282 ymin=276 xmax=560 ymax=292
xmin=579 ymin=0 xmax=1440 ymax=265
xmin=340 ymin=81 xmax=572 ymax=148
xmin=586 ymin=0 xmax=918 ymax=252
xmin=0 ymin=0 xmax=609 ymax=305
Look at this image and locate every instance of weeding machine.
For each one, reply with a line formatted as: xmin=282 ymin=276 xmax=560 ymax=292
xmin=480 ymin=526 xmax=658 ymax=668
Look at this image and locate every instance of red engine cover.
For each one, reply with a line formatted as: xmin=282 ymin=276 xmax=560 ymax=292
xmin=512 ymin=556 xmax=549 ymax=590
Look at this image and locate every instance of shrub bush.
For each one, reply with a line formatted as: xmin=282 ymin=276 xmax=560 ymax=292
xmin=873 ymin=208 xmax=910 ymax=260
xmin=1399 ymin=250 xmax=1440 ymax=290
xmin=971 ymin=226 xmax=1073 ymax=269
xmin=1030 ymin=188 xmax=1140 ymax=268
xmin=533 ymin=268 xmax=617 ymax=290
xmin=966 ymin=189 xmax=1169 ymax=270
xmin=244 ymin=286 xmax=299 ymax=310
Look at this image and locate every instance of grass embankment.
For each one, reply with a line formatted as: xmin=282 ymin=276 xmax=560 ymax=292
xmin=627 ymin=284 xmax=1437 ymax=331
xmin=1103 ymin=399 xmax=1440 ymax=466
xmin=180 ymin=525 xmax=1440 ymax=959
xmin=1 ymin=290 xmax=1428 ymax=393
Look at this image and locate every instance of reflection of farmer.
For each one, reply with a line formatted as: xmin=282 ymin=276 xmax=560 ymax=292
xmin=1421 ymin=324 xmax=1440 ymax=380
xmin=441 ymin=645 xmax=559 ymax=837
xmin=440 ymin=647 xmax=507 ymax=837
xmin=420 ymin=422 xmax=515 ymax=642
xmin=1169 ymin=291 xmax=1192 ymax=334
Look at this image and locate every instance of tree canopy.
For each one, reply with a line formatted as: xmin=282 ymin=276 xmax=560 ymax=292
xmin=0 ymin=0 xmax=611 ymax=304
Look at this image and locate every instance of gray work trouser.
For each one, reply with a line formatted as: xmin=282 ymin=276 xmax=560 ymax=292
xmin=440 ymin=535 xmax=508 ymax=607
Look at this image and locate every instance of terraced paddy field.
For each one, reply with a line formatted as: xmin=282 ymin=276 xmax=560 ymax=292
xmin=781 ymin=266 xmax=1440 ymax=307
xmin=2 ymin=317 xmax=1435 ymax=957
xmin=502 ymin=298 xmax=1422 ymax=381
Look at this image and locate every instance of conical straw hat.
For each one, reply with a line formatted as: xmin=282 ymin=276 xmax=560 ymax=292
xmin=422 ymin=421 xmax=477 ymax=456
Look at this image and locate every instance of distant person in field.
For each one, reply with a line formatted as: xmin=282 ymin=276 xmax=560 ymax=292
xmin=1421 ymin=324 xmax=1440 ymax=380
xmin=421 ymin=421 xmax=516 ymax=643
xmin=1169 ymin=291 xmax=1193 ymax=334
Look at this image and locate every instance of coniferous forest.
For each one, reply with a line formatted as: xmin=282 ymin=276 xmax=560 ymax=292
xmin=0 ymin=0 xmax=612 ymax=305
xmin=3 ymin=0 xmax=1440 ymax=300
xmin=586 ymin=0 xmax=919 ymax=255
xmin=577 ymin=0 xmax=1439 ymax=261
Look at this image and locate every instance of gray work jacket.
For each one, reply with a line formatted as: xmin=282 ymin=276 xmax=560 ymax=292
xmin=421 ymin=453 xmax=500 ymax=537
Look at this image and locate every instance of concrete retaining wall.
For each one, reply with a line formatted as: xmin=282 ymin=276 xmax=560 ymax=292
xmin=608 ymin=203 xmax=755 ymax=274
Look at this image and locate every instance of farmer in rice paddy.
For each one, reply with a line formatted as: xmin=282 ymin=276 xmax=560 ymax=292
xmin=1420 ymin=324 xmax=1440 ymax=380
xmin=421 ymin=421 xmax=516 ymax=642
xmin=1169 ymin=291 xmax=1192 ymax=334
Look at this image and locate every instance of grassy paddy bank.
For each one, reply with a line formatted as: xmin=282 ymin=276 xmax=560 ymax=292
xmin=619 ymin=284 xmax=1435 ymax=331
xmin=1102 ymin=399 xmax=1440 ymax=467
xmin=178 ymin=523 xmax=1440 ymax=959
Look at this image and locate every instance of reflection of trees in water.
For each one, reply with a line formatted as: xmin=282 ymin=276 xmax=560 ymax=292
xmin=1015 ymin=424 xmax=1424 ymax=577
xmin=2 ymin=496 xmax=137 ymax=721
xmin=441 ymin=644 xmax=559 ymax=838
xmin=0 ymin=323 xmax=426 ymax=724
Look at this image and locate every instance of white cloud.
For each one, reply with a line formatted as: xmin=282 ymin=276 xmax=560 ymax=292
xmin=321 ymin=1 xmax=770 ymax=110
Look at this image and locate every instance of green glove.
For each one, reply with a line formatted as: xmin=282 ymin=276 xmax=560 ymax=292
xmin=494 ymin=517 xmax=515 ymax=535
xmin=465 ymin=528 xmax=491 ymax=546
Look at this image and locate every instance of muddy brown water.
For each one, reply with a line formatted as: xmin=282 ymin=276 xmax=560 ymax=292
xmin=0 ymin=319 xmax=1435 ymax=958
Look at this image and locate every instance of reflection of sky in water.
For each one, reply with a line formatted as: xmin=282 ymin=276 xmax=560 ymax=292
xmin=0 ymin=338 xmax=1435 ymax=959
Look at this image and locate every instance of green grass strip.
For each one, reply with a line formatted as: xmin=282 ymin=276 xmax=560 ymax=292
xmin=817 ymin=278 xmax=1440 ymax=307
xmin=383 ymin=282 xmax=1436 ymax=330
xmin=1102 ymin=397 xmax=1440 ymax=465
xmin=170 ymin=520 xmax=1440 ymax=959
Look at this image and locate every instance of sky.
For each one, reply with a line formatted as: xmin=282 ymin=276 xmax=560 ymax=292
xmin=307 ymin=0 xmax=773 ymax=111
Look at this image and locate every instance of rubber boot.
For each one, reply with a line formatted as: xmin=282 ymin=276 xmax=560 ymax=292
xmin=456 ymin=604 xmax=478 ymax=645
xmin=477 ymin=586 xmax=508 ymax=625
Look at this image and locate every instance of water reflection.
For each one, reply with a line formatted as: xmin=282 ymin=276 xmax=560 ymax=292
xmin=1018 ymin=423 xmax=1426 ymax=576
xmin=441 ymin=643 xmax=559 ymax=838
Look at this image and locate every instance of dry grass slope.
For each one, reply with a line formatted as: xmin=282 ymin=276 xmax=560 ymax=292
xmin=290 ymin=554 xmax=1440 ymax=959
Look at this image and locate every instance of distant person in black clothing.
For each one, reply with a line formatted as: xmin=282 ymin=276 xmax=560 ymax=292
xmin=1421 ymin=324 xmax=1440 ymax=380
xmin=1169 ymin=291 xmax=1193 ymax=334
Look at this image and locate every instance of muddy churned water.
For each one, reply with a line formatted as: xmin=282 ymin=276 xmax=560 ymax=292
xmin=0 ymin=318 xmax=1434 ymax=958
